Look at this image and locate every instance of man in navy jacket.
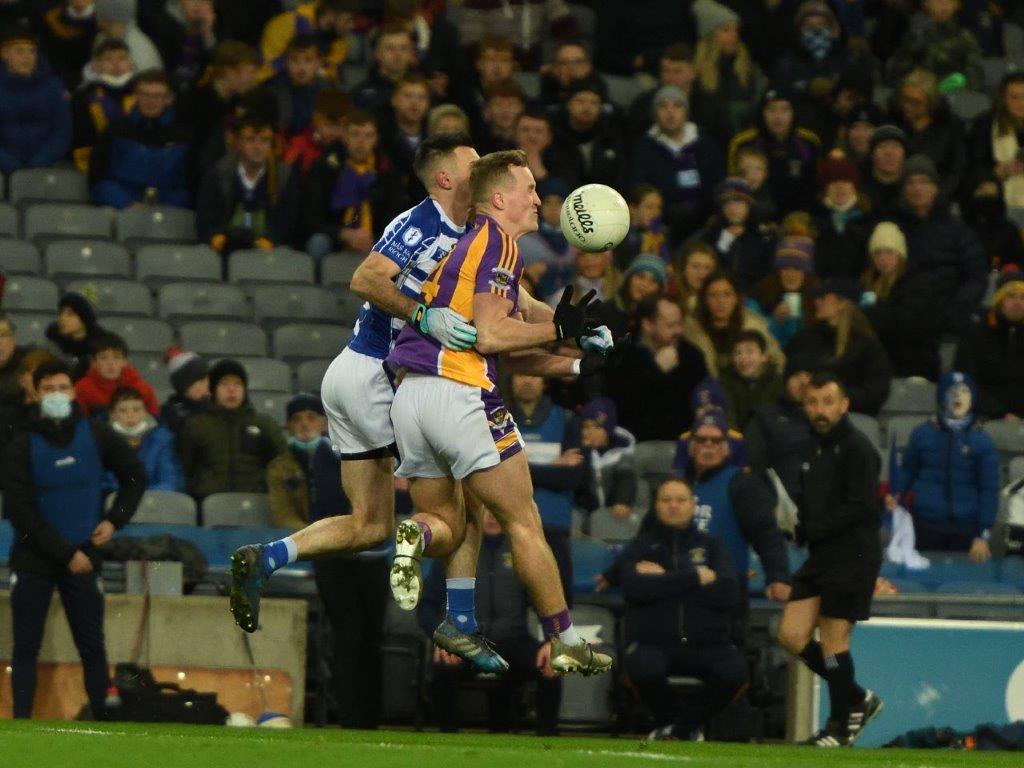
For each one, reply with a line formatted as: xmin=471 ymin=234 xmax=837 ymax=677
xmin=0 ymin=359 xmax=144 ymax=720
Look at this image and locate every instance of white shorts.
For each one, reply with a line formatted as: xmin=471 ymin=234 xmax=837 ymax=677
xmin=390 ymin=374 xmax=523 ymax=480
xmin=321 ymin=346 xmax=396 ymax=458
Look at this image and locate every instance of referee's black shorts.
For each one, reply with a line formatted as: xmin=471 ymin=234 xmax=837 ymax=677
xmin=789 ymin=547 xmax=881 ymax=622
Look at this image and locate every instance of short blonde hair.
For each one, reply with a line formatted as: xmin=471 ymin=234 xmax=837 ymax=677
xmin=469 ymin=149 xmax=528 ymax=207
xmin=426 ymin=103 xmax=470 ymax=137
xmin=901 ymin=68 xmax=940 ymax=113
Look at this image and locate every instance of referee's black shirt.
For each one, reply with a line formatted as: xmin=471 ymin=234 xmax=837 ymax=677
xmin=798 ymin=414 xmax=882 ymax=559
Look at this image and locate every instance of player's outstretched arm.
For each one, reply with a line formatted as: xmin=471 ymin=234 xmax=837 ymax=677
xmin=502 ymin=349 xmax=577 ymax=377
xmin=350 ymin=252 xmax=419 ymax=320
xmin=474 ymin=293 xmax=558 ymax=354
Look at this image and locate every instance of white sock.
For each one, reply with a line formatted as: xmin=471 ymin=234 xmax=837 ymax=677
xmin=559 ymin=622 xmax=581 ymax=646
xmin=283 ymin=537 xmax=299 ymax=564
xmin=446 ymin=577 xmax=476 ymax=590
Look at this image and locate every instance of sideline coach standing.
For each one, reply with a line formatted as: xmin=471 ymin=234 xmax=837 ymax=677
xmin=776 ymin=372 xmax=884 ymax=747
xmin=1 ymin=360 xmax=145 ymax=719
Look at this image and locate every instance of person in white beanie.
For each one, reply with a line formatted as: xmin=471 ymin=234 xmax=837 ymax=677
xmin=159 ymin=345 xmax=209 ymax=435
xmin=94 ymin=0 xmax=163 ymax=72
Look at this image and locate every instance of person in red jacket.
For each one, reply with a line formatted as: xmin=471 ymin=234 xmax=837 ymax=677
xmin=74 ymin=333 xmax=159 ymax=418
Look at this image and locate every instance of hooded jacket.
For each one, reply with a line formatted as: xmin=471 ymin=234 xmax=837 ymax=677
xmin=104 ymin=421 xmax=184 ymax=493
xmin=892 ymin=373 xmax=999 ymax=537
xmin=0 ymin=58 xmax=72 ymax=175
xmin=74 ymin=363 xmax=160 ymax=418
xmin=44 ymin=322 xmax=108 ymax=382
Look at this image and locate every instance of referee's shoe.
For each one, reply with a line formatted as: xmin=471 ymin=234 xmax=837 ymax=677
xmin=806 ymin=690 xmax=884 ymax=747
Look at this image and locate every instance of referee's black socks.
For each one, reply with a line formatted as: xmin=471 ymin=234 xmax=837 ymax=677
xmin=798 ymin=640 xmax=827 ymax=677
xmin=823 ymin=651 xmax=866 ymax=722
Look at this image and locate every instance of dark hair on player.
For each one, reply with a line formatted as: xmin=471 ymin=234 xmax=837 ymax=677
xmin=110 ymin=386 xmax=145 ymax=409
xmin=32 ymin=359 xmax=73 ymax=390
xmin=734 ymin=328 xmax=768 ymax=353
xmin=413 ymin=132 xmax=474 ymax=188
xmin=91 ymin=332 xmax=129 ymax=358
xmin=807 ymin=371 xmax=847 ymax=395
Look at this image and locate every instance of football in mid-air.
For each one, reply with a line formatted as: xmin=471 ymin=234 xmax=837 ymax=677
xmin=560 ymin=183 xmax=630 ymax=253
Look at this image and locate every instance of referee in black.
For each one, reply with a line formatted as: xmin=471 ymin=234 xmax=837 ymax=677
xmin=776 ymin=372 xmax=884 ymax=747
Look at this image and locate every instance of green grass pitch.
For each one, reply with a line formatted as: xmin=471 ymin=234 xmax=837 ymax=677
xmin=1 ymin=721 xmax=1021 ymax=768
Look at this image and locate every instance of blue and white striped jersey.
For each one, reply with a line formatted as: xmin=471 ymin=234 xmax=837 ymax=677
xmin=346 ymin=197 xmax=465 ymax=360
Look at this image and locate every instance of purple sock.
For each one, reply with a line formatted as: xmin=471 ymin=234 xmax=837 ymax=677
xmin=540 ymin=609 xmax=580 ymax=644
xmin=415 ymin=520 xmax=433 ymax=550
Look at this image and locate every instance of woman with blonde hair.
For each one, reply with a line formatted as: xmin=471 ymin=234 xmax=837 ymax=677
xmin=786 ymin=276 xmax=892 ymax=415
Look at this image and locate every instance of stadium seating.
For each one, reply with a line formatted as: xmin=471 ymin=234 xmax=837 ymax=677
xmin=158 ymin=282 xmax=249 ymax=322
xmin=982 ymin=420 xmax=1024 ymax=459
xmin=249 ymin=390 xmax=290 ymax=425
xmin=133 ymin=353 xmax=173 ymax=393
xmin=558 ymin=604 xmax=617 ymax=726
xmin=65 ymin=278 xmax=153 ymax=317
xmin=632 ymin=441 xmax=676 ymax=485
xmin=589 ymin=507 xmax=643 ymax=543
xmin=947 ymin=90 xmax=991 ymax=122
xmin=296 ymin=359 xmax=333 ymax=393
xmin=179 ymin=320 xmax=268 ymax=358
xmin=119 ymin=490 xmax=198 ymax=526
xmin=909 ymin=552 xmax=1000 ymax=589
xmin=102 ymin=317 xmax=174 ymax=353
xmin=233 ymin=357 xmax=293 ymax=392
xmin=885 ymin=414 xmax=928 ymax=453
xmin=0 ymin=202 xmax=19 ymax=237
xmin=9 ymin=168 xmax=89 ymax=208
xmin=6 ymin=312 xmax=51 ymax=346
xmin=202 ymin=493 xmax=273 ymax=528
xmin=847 ymin=412 xmax=883 ymax=453
xmin=320 ymin=251 xmax=362 ymax=286
xmin=380 ymin=599 xmax=427 ymax=724
xmin=250 ymin=284 xmax=346 ymax=330
xmin=2 ymin=275 xmax=59 ymax=312
xmin=116 ymin=206 xmax=197 ymax=248
xmin=880 ymin=378 xmax=937 ymax=417
xmin=1010 ymin=456 xmax=1024 ymax=482
xmin=571 ymin=538 xmax=615 ymax=594
xmin=272 ymin=323 xmax=350 ymax=362
xmin=24 ymin=203 xmax=115 ymax=245
xmin=45 ymin=240 xmax=132 ymax=283
xmin=1 ymin=239 xmax=41 ymax=274
xmin=228 ymin=248 xmax=315 ymax=285
xmin=136 ymin=244 xmax=222 ymax=286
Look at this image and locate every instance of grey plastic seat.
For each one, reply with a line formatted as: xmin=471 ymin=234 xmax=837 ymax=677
xmin=202 ymin=493 xmax=272 ymax=528
xmin=5 ymin=312 xmax=51 ymax=346
xmin=880 ymin=378 xmax=938 ymax=417
xmin=236 ymin=357 xmax=292 ymax=392
xmin=249 ymin=390 xmax=290 ymax=425
xmin=101 ymin=317 xmax=174 ymax=353
xmin=179 ymin=321 xmax=268 ymax=358
xmin=158 ymin=282 xmax=249 ymax=322
xmin=1 ymin=275 xmax=59 ymax=312
xmin=9 ymin=168 xmax=89 ymax=208
xmin=982 ymin=57 xmax=1009 ymax=90
xmin=296 ymin=358 xmax=333 ymax=393
xmin=947 ymin=90 xmax=990 ymax=122
xmin=848 ymin=412 xmax=883 ymax=453
xmin=589 ymin=507 xmax=642 ymax=543
xmin=251 ymin=284 xmax=345 ymax=329
xmin=0 ymin=202 xmax=17 ymax=237
xmin=320 ymin=251 xmax=362 ymax=286
xmin=982 ymin=420 xmax=1024 ymax=457
xmin=1011 ymin=456 xmax=1024 ymax=482
xmin=116 ymin=206 xmax=197 ymax=247
xmin=132 ymin=353 xmax=172 ymax=392
xmin=514 ymin=70 xmax=541 ymax=99
xmin=273 ymin=323 xmax=350 ymax=362
xmin=886 ymin=414 xmax=929 ymax=454
xmin=65 ymin=278 xmax=152 ymax=316
xmin=45 ymin=240 xmax=131 ymax=282
xmin=0 ymin=239 xmax=41 ymax=274
xmin=228 ymin=248 xmax=314 ymax=285
xmin=24 ymin=203 xmax=115 ymax=244
xmin=127 ymin=491 xmax=198 ymax=525
xmin=605 ymin=74 xmax=643 ymax=108
xmin=633 ymin=440 xmax=677 ymax=485
xmin=136 ymin=244 xmax=221 ymax=287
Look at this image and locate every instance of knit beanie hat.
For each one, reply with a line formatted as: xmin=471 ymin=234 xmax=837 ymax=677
xmin=692 ymin=0 xmax=740 ymax=39
xmin=715 ymin=176 xmax=753 ymax=206
xmin=784 ymin=353 xmax=817 ymax=380
xmin=774 ymin=236 xmax=815 ymax=273
xmin=817 ymin=152 xmax=861 ymax=192
xmin=651 ymin=84 xmax=688 ymax=118
xmin=566 ymin=74 xmax=606 ymax=100
xmin=58 ymin=291 xmax=98 ymax=331
xmin=845 ymin=102 xmax=882 ymax=129
xmin=992 ymin=267 xmax=1024 ymax=308
xmin=867 ymin=222 xmax=907 ymax=260
xmin=286 ymin=392 xmax=324 ymax=420
xmin=95 ymin=0 xmax=137 ymax=23
xmin=624 ymin=253 xmax=668 ymax=289
xmin=580 ymin=397 xmax=618 ymax=435
xmin=693 ymin=407 xmax=729 ymax=436
xmin=164 ymin=345 xmax=208 ymax=395
xmin=870 ymin=124 xmax=908 ymax=154
xmin=795 ymin=0 xmax=837 ymax=29
xmin=691 ymin=376 xmax=728 ymax=417
xmin=208 ymin=358 xmax=248 ymax=393
xmin=903 ymin=154 xmax=940 ymax=186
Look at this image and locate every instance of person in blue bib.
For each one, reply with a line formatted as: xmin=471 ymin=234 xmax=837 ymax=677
xmin=0 ymin=359 xmax=145 ymax=720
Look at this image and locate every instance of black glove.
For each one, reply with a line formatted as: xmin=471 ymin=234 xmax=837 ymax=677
xmin=553 ymin=285 xmax=602 ymax=341
xmin=579 ymin=333 xmax=631 ymax=377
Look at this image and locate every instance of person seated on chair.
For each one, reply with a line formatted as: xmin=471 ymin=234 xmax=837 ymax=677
xmin=608 ymin=477 xmax=748 ymax=742
xmin=104 ymin=385 xmax=184 ymax=493
xmin=417 ymin=509 xmax=562 ymax=736
xmin=74 ymin=332 xmax=160 ymax=418
xmin=575 ymin=397 xmax=637 ymax=521
xmin=159 ymin=346 xmax=209 ymax=435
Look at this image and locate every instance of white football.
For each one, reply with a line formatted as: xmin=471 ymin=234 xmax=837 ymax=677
xmin=560 ymin=183 xmax=630 ymax=253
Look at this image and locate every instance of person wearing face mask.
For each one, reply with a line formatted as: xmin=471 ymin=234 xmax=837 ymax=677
xmin=0 ymin=359 xmax=145 ymax=720
xmin=104 ymin=386 xmax=183 ymax=492
xmin=71 ymin=38 xmax=135 ymax=171
xmin=889 ymin=372 xmax=999 ymax=560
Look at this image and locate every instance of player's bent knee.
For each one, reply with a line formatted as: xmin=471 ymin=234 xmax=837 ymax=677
xmin=777 ymin=621 xmax=812 ymax=653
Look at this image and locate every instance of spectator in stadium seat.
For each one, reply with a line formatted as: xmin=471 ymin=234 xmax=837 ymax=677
xmin=70 ymin=38 xmax=135 ymax=172
xmin=283 ymin=88 xmax=348 ymax=177
xmin=513 ymin=107 xmax=581 ymax=189
xmin=1 ymin=359 xmax=144 ymax=720
xmin=695 ymin=178 xmax=773 ymax=292
xmin=37 ymin=0 xmax=99 ymax=90
xmin=139 ymin=0 xmax=218 ymax=90
xmin=178 ymin=358 xmax=286 ymax=499
xmin=0 ymin=310 xmax=27 ymax=406
xmin=0 ymin=349 xmax=60 ymax=490
xmin=385 ymin=0 xmax=468 ymax=105
xmin=954 ymin=270 xmax=1024 ymax=420
xmin=426 ymin=103 xmax=470 ymax=137
xmin=456 ymin=0 xmax=576 ymax=70
xmin=159 ymin=346 xmax=208 ymax=436
xmin=631 ymin=84 xmax=723 ymax=241
xmin=682 ymin=271 xmax=784 ymax=377
xmin=613 ymin=185 xmax=670 ymax=271
xmin=627 ymin=43 xmax=696 ymax=141
xmin=463 ymin=36 xmax=517 ymax=138
xmin=890 ymin=371 xmax=999 ymax=559
xmin=836 ymin=102 xmax=881 ymax=170
xmin=608 ymin=477 xmax=749 ymax=741
xmin=270 ymin=35 xmax=331 ymax=138
xmin=785 ymin=276 xmax=892 ymax=415
xmin=967 ymin=72 xmax=1024 ymax=213
xmin=378 ymin=74 xmax=432 ymax=193
xmin=720 ymin=329 xmax=782 ymax=431
xmin=261 ymin=0 xmax=355 ymax=82
xmin=555 ymin=75 xmax=628 ymax=191
xmin=601 ymin=253 xmax=667 ymax=340
xmin=575 ymin=397 xmax=637 ymax=518
xmin=747 ymin=234 xmax=820 ymax=349
xmin=0 ymin=27 xmax=72 ymax=176
xmin=889 ymin=69 xmax=967 ymax=200
xmin=419 ymin=509 xmax=562 ymax=735
xmin=860 ymin=125 xmax=907 ymax=222
xmin=540 ymin=245 xmax=617 ymax=312
xmin=351 ymin=22 xmax=415 ymax=114
xmin=727 ymin=87 xmax=821 ymax=216
xmin=733 ymin=145 xmax=776 ymax=223
xmin=745 ymin=354 xmax=816 ymax=504
xmin=887 ymin=0 xmax=983 ymax=90
xmin=89 ymin=69 xmax=193 ymax=209
xmin=74 ymin=333 xmax=159 ymax=418
xmin=605 ymin=297 xmax=709 ymax=441
xmin=519 ymin=177 xmax=574 ymax=299
xmin=671 ymin=241 xmax=717 ymax=315
xmin=689 ymin=0 xmax=765 ymax=148
xmin=93 ymin=0 xmax=162 ymax=72
xmin=674 ymin=378 xmax=748 ymax=478
xmin=860 ymin=221 xmax=942 ymax=380
xmin=895 ymin=154 xmax=987 ymax=335
xmin=539 ymin=41 xmax=606 ymax=117
xmin=105 ymin=385 xmax=184 ymax=492
xmin=508 ymin=373 xmax=585 ymax=605
xmin=812 ymin=152 xmax=870 ymax=281
xmin=45 ymin=292 xmax=107 ymax=382
xmin=196 ymin=113 xmax=301 ymax=254
xmin=477 ymin=77 xmax=525 ymax=154
xmin=960 ymin=171 xmax=1024 ymax=273
xmin=301 ymin=108 xmax=408 ymax=262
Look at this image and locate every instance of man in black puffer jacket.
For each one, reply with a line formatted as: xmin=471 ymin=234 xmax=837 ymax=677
xmin=606 ymin=476 xmax=747 ymax=742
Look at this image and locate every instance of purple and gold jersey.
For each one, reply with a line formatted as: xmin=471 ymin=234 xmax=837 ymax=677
xmin=387 ymin=214 xmax=522 ymax=391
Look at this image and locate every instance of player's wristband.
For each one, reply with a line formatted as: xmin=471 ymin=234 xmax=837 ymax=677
xmin=410 ymin=303 xmax=427 ymax=331
xmin=571 ymin=359 xmax=582 ymax=376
